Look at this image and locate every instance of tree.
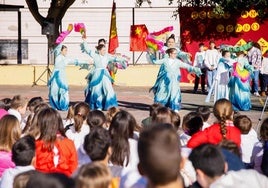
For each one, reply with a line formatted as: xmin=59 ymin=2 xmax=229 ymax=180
xmin=25 ymin=0 xmax=76 ymax=49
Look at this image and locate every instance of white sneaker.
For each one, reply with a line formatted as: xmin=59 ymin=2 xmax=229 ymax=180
xmin=254 ymin=92 xmax=260 ymax=97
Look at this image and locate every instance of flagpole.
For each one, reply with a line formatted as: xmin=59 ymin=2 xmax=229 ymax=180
xmin=132 ymin=7 xmax=135 ymax=64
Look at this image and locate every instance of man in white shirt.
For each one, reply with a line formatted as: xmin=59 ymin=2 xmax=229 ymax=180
xmin=204 ymin=40 xmax=220 ymax=94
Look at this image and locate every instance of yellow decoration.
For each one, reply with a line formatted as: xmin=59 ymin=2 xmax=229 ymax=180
xmin=216 ymin=24 xmax=224 ymax=32
xmin=226 ymin=25 xmax=234 ymax=32
xmin=191 ymin=11 xmax=199 ymax=20
xmin=235 ymin=24 xmax=243 ymax=32
xmin=135 ymin=27 xmax=142 ymax=35
xmin=207 ymin=11 xmax=214 ymax=19
xmin=199 ymin=11 xmax=206 ymax=19
xmin=249 ymin=9 xmax=258 ymax=18
xmin=258 ymin=38 xmax=268 ymax=55
xmin=251 ymin=22 xmax=260 ymax=31
xmin=235 ymin=39 xmax=247 ymax=47
xmin=242 ymin=24 xmax=251 ymax=32
xmin=241 ymin=11 xmax=248 ymax=18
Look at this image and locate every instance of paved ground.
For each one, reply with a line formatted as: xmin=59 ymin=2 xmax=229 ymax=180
xmin=0 ymin=84 xmax=267 ymax=131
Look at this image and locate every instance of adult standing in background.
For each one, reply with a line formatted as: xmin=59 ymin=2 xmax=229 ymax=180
xmin=193 ymin=42 xmax=207 ymax=93
xmin=260 ymin=50 xmax=268 ymax=96
xmin=204 ymin=40 xmax=221 ymax=94
xmin=247 ymin=42 xmax=262 ymax=97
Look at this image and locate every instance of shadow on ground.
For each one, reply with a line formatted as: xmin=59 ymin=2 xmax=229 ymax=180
xmin=118 ymin=100 xmax=150 ymax=111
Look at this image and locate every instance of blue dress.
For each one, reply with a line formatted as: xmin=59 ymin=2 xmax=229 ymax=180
xmin=228 ymin=57 xmax=253 ymax=111
xmin=81 ymin=42 xmax=128 ymax=110
xmin=150 ymin=57 xmax=201 ymax=111
xmin=214 ymin=57 xmax=234 ymax=103
xmin=48 ymin=44 xmax=80 ymax=111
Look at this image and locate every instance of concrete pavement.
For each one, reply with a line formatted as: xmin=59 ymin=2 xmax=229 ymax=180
xmin=0 ymin=84 xmax=267 ymax=131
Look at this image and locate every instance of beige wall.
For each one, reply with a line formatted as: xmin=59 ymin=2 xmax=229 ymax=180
xmin=0 ymin=64 xmax=160 ymax=87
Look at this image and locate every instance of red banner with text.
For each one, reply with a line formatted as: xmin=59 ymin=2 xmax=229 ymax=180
xmin=179 ymin=7 xmax=268 ymax=83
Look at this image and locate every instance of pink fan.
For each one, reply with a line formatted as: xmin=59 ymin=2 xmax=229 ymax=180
xmin=55 ymin=24 xmax=73 ymax=44
xmin=74 ymin=23 xmax=86 ymax=35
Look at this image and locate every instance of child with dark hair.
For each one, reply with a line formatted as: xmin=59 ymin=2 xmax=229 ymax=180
xmin=23 ymin=97 xmax=45 ymax=134
xmin=34 ymin=107 xmax=77 ymax=176
xmin=87 ymin=110 xmax=107 ymax=130
xmin=141 ymin=103 xmax=163 ymax=128
xmin=106 ymin=107 xmax=120 ymax=129
xmin=151 ymin=106 xmax=173 ymax=125
xmin=0 ymin=98 xmax=11 ymax=111
xmin=234 ymin=115 xmax=258 ymax=168
xmin=76 ymin=127 xmax=119 ymax=186
xmin=25 ymin=172 xmax=75 ymax=188
xmin=13 ymin=170 xmax=38 ymax=188
xmin=137 ymin=124 xmax=183 ymax=188
xmin=0 ymin=98 xmax=10 ymax=119
xmin=189 ymin=143 xmax=268 ymax=188
xmin=0 ymin=135 xmax=35 ymax=188
xmin=109 ymin=110 xmax=140 ymax=187
xmin=218 ymin=140 xmax=245 ymax=171
xmin=196 ymin=106 xmax=211 ymax=130
xmin=187 ymin=98 xmax=241 ymax=148
xmin=171 ymin=110 xmax=181 ymax=130
xmin=65 ymin=102 xmax=90 ymax=150
xmin=179 ymin=111 xmax=203 ymax=147
xmin=81 ymin=126 xmax=111 ymax=165
xmin=24 ymin=103 xmax=50 ymax=138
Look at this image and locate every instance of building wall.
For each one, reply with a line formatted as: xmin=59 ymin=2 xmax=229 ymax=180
xmin=0 ymin=0 xmax=180 ymax=65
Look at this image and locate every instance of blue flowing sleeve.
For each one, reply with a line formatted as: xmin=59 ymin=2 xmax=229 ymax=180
xmin=176 ymin=49 xmax=192 ymax=64
xmin=178 ymin=60 xmax=202 ymax=76
xmin=107 ymin=55 xmax=128 ymax=69
xmin=153 ymin=57 xmax=166 ymax=65
xmin=53 ymin=44 xmax=62 ymax=57
xmin=80 ymin=41 xmax=93 ymax=56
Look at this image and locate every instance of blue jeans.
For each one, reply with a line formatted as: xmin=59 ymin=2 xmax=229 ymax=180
xmin=252 ymin=70 xmax=260 ymax=93
xmin=207 ymin=69 xmax=217 ymax=93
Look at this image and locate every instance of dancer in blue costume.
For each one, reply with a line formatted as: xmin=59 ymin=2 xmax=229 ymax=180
xmin=213 ymin=50 xmax=235 ymax=103
xmin=80 ymin=38 xmax=128 ymax=110
xmin=147 ymin=34 xmax=191 ymax=65
xmin=48 ymin=44 xmax=86 ymax=111
xmin=150 ymin=48 xmax=202 ymax=112
xmin=229 ymin=51 xmax=254 ymax=111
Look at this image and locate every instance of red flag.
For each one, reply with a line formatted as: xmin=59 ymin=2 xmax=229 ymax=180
xmin=130 ymin=24 xmax=149 ymax=51
xmin=108 ymin=1 xmax=118 ymax=54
